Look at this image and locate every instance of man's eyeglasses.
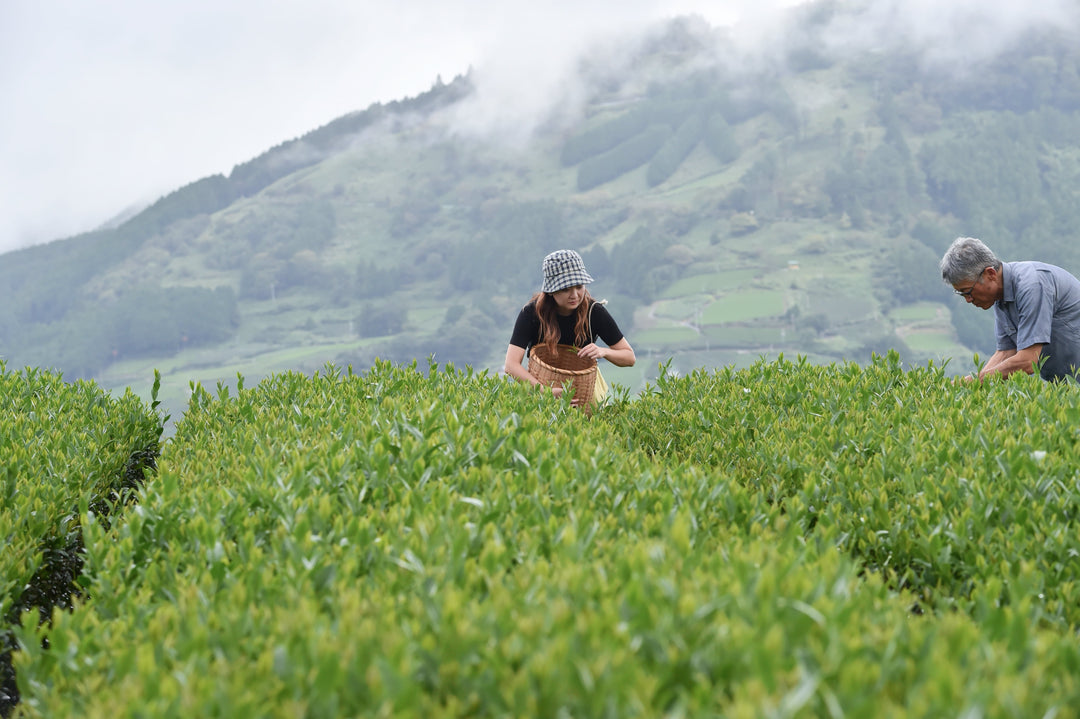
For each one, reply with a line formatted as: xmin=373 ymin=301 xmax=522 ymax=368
xmin=954 ymin=268 xmax=987 ymax=297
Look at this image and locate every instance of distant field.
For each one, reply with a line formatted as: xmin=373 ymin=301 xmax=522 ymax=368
xmin=635 ymin=326 xmax=700 ymax=346
xmin=661 ymin=270 xmax=759 ymax=298
xmin=902 ymin=330 xmax=968 ymax=355
xmin=804 ymin=292 xmax=878 ymax=323
xmin=703 ymin=325 xmax=788 ymax=347
xmin=407 ymin=306 xmax=449 ymax=332
xmin=651 ymin=295 xmax=710 ymax=321
xmin=701 ymin=290 xmax=786 ymax=324
xmin=889 ymin=302 xmax=947 ymax=323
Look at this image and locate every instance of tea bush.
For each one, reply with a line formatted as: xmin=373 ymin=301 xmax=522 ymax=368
xmin=6 ymin=357 xmax=1080 ymax=717
xmin=615 ymin=353 xmax=1080 ymax=627
xmin=0 ymin=362 xmax=164 ymax=713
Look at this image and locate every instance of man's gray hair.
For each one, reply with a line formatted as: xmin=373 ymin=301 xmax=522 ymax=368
xmin=940 ymin=237 xmax=1002 ymax=284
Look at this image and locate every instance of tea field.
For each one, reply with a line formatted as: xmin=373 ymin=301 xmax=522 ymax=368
xmin=3 ymin=355 xmax=1080 ymax=717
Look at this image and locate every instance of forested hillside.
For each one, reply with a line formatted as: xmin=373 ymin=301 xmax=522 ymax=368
xmin=4 ymin=3 xmax=1080 ymax=415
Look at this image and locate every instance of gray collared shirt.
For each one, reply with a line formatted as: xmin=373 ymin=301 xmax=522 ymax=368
xmin=995 ymin=261 xmax=1080 ymax=381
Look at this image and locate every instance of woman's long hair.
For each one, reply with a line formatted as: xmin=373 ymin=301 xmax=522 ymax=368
xmin=532 ymin=289 xmax=594 ymax=354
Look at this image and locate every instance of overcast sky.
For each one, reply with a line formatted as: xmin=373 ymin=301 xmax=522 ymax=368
xmin=0 ymin=0 xmax=793 ymax=254
xmin=1 ymin=0 xmax=1076 ymax=255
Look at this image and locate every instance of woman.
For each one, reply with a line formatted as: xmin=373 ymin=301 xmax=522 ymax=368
xmin=504 ymin=249 xmax=635 ymax=404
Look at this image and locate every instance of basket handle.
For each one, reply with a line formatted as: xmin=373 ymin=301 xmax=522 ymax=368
xmin=587 ymin=298 xmax=607 ymax=346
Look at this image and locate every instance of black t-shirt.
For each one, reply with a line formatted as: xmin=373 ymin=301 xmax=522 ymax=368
xmin=509 ymin=299 xmax=624 ymax=351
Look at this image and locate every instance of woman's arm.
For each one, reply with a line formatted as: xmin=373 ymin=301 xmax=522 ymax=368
xmin=504 ymin=344 xmax=574 ymax=401
xmin=503 ymin=344 xmax=538 ymax=384
xmin=578 ymin=338 xmax=636 ymax=367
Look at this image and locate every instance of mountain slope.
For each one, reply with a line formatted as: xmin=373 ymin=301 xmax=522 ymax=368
xmin=6 ymin=8 xmax=1080 ymax=420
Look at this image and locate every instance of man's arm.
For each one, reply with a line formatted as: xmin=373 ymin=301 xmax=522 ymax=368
xmin=979 ymin=349 xmax=1015 ymax=377
xmin=977 ymin=345 xmax=1044 ymax=380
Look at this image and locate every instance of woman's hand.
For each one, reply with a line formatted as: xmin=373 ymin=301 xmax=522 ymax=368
xmin=577 ymin=343 xmax=605 ymax=361
xmin=549 ymin=384 xmax=586 ymax=407
xmin=580 ymin=339 xmax=635 ymax=367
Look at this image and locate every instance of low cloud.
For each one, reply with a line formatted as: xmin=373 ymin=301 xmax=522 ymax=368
xmin=816 ymin=0 xmax=1080 ymax=69
xmin=442 ymin=0 xmax=1080 ymax=150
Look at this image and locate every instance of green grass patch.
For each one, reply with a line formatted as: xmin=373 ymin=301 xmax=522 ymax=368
xmin=651 ymin=295 xmax=711 ymax=321
xmin=635 ymin=326 xmax=700 ymax=347
xmin=407 ymin=306 xmax=448 ymax=332
xmin=661 ymin=270 xmax=759 ymax=298
xmin=701 ymin=289 xmax=786 ymax=324
xmin=902 ymin=330 xmax=968 ymax=355
xmin=890 ymin=302 xmax=947 ymax=323
xmin=703 ymin=325 xmax=788 ymax=347
xmin=805 ymin=291 xmax=877 ymax=324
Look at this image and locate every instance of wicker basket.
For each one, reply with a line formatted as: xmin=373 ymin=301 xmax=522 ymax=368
xmin=528 ymin=344 xmax=597 ymax=413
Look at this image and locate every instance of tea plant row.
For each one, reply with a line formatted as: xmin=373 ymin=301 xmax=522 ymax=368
xmin=5 ymin=358 xmax=1080 ymax=717
xmin=0 ymin=362 xmax=163 ymax=713
xmin=619 ymin=353 xmax=1080 ymax=628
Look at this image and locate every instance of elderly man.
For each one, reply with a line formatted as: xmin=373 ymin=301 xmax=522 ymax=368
xmin=941 ymin=236 xmax=1080 ymax=382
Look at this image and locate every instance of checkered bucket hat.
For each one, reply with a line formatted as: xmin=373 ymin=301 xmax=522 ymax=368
xmin=541 ymin=249 xmax=594 ymax=293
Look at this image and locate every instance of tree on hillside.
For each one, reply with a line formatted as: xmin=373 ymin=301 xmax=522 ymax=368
xmin=240 ymin=254 xmax=283 ymax=300
xmin=277 ymin=250 xmax=328 ymax=292
xmin=893 ymin=84 xmax=943 ymax=133
xmin=1055 ymin=61 xmax=1080 ymax=111
xmin=873 ymin=239 xmax=950 ymax=311
xmin=103 ymin=285 xmax=239 ymax=358
xmin=733 ymin=151 xmax=784 ymax=218
xmin=284 ymin=200 xmax=337 ymax=254
xmin=17 ymin=314 xmax=112 ymax=380
xmin=356 ymin=302 xmax=407 ymax=338
xmin=920 ymin=115 xmax=1051 ymax=256
xmin=209 ymin=199 xmax=337 ymax=269
xmin=646 ymin=114 xmax=706 ymax=187
xmin=823 ymin=114 xmax=925 ymax=227
xmin=356 ymin=260 xmax=402 ymax=299
xmin=949 ymin=304 xmax=996 ymax=356
xmin=611 ymin=226 xmax=676 ymax=303
xmin=442 ymin=201 xmax=565 ymax=293
xmin=428 ymin=306 xmax=500 ymax=368
xmin=703 ymin=112 xmax=740 ymax=164
xmin=577 ymin=126 xmax=672 ymax=191
xmin=489 ymin=200 xmax=564 ymax=248
xmin=860 ymin=332 xmax=912 ymax=363
xmin=580 ymin=246 xmax=612 ymax=281
xmin=563 ymin=207 xmax=630 ymax=249
xmin=863 ymin=141 xmax=918 ymax=220
xmin=390 ymin=197 xmax=440 ymax=239
xmin=560 ymin=110 xmax=651 ymax=166
xmin=923 ymin=31 xmax=1080 ymax=115
xmin=909 ymin=213 xmax=960 ymax=255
